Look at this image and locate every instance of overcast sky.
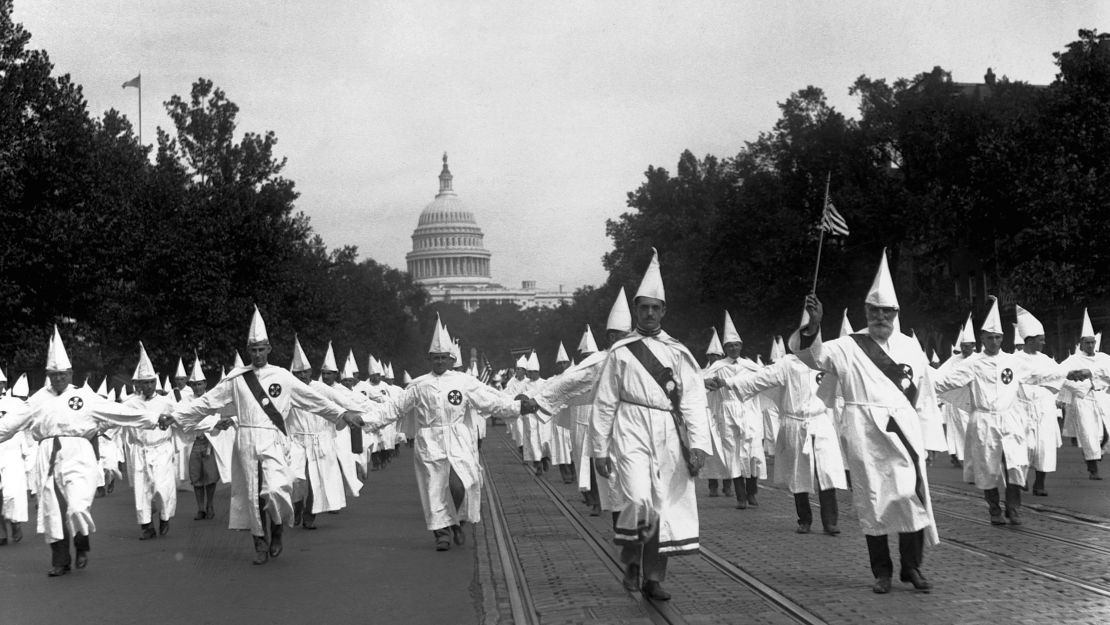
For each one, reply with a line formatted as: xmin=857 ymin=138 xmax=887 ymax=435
xmin=15 ymin=1 xmax=1106 ymax=291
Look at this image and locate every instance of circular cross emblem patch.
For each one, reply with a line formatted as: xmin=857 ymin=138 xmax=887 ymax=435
xmin=898 ymin=364 xmax=914 ymax=391
xmin=268 ymin=383 xmax=282 ymax=398
xmin=447 ymin=390 xmax=463 ymax=405
xmin=815 ymin=372 xmax=825 ymax=385
xmin=68 ymin=396 xmax=84 ymax=411
xmin=1001 ymin=368 xmax=1014 ymax=384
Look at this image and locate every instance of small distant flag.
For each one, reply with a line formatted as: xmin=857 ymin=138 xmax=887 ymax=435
xmin=122 ymin=74 xmax=141 ymax=89
xmin=820 ymin=197 xmax=849 ymax=236
xmin=478 ymin=355 xmax=492 ymax=384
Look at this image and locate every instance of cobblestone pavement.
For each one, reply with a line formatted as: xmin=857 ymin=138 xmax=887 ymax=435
xmin=479 ymin=425 xmax=1110 ymax=625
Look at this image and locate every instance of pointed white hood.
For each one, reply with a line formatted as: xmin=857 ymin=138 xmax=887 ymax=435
xmin=555 ymin=342 xmax=570 ymax=363
xmin=577 ymin=325 xmax=599 ymax=355
xmin=190 ymin=353 xmax=205 ymax=383
xmin=290 ymin=335 xmax=311 ymax=372
xmin=132 ymin=341 xmax=157 ymax=381
xmin=320 ymin=342 xmax=339 ymax=372
xmin=633 ymin=247 xmax=665 ymax=303
xmin=248 ymin=304 xmax=269 ymax=345
xmin=839 ymin=309 xmax=854 ymax=337
xmin=1014 ymin=305 xmax=1044 ymax=340
xmin=721 ymin=311 xmax=742 ymax=345
xmin=980 ymin=296 xmax=1003 ymax=334
xmin=174 ymin=357 xmax=187 ymax=379
xmin=705 ymin=328 xmax=724 ymax=357
xmin=12 ymin=373 xmax=29 ymax=398
xmin=1081 ymin=307 xmax=1096 ymax=339
xmin=606 ymin=287 xmax=632 ymax=333
xmin=428 ymin=315 xmax=452 ymax=354
xmin=959 ymin=312 xmax=976 ymax=344
xmin=864 ymin=248 xmax=899 ymax=309
xmin=526 ymin=350 xmax=540 ymax=372
xmin=46 ymin=325 xmax=72 ymax=372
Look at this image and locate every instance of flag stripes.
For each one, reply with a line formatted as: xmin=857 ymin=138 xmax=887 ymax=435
xmin=820 ymin=198 xmax=849 ymax=236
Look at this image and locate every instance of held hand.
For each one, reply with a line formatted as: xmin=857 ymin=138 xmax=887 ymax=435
xmin=342 ymin=411 xmax=365 ymax=429
xmin=689 ymin=448 xmax=708 ymax=476
xmin=803 ymin=294 xmax=823 ymax=334
xmin=215 ymin=417 xmax=235 ymax=431
xmin=519 ymin=397 xmax=538 ymax=415
xmin=156 ymin=415 xmax=174 ymax=430
xmin=704 ymin=377 xmax=724 ymax=392
xmin=593 ymin=457 xmax=613 ymax=479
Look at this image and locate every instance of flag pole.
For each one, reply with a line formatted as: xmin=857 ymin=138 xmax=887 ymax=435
xmin=810 ymin=171 xmax=832 ymax=294
xmin=137 ymin=73 xmax=142 ymax=145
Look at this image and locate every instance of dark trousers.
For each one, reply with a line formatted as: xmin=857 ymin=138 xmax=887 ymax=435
xmin=794 ymin=489 xmax=838 ymax=527
xmin=619 ymin=524 xmax=668 ymax=582
xmin=865 ymin=530 xmax=924 ymax=579
xmin=49 ymin=478 xmax=89 ymax=568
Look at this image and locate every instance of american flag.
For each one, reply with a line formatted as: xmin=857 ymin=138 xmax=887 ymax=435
xmin=478 ymin=355 xmax=492 ymax=384
xmin=820 ymin=197 xmax=849 ymax=236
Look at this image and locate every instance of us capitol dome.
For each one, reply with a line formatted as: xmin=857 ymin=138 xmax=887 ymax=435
xmin=405 ymin=154 xmax=571 ymax=312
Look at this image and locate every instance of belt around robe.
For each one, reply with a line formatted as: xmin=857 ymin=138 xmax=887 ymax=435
xmin=42 ymin=435 xmax=92 ymax=476
xmin=618 ymin=397 xmax=672 ymax=413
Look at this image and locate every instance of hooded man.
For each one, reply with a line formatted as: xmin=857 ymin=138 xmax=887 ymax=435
xmin=169 ymin=307 xmax=365 ymax=565
xmin=0 ymin=369 xmax=30 ymax=546
xmin=0 ymin=327 xmax=166 ymax=576
xmin=548 ymin=342 xmax=577 ymax=484
xmin=1010 ymin=306 xmax=1064 ymax=496
xmin=1057 ymin=308 xmax=1110 ymax=479
xmin=792 ymin=250 xmax=939 ymax=594
xmin=519 ymin=350 xmax=551 ymax=476
xmin=123 ymin=342 xmax=181 ymax=540
xmin=708 ymin=334 xmax=847 ymax=535
xmin=934 ymin=298 xmax=1063 ymax=525
xmin=373 ymin=317 xmax=533 ymax=551
xmin=701 ymin=311 xmax=763 ymax=507
xmin=591 ymin=249 xmax=711 ymax=601
xmin=183 ymin=354 xmax=229 ymax=521
xmin=503 ymin=355 xmax=529 ymax=450
xmin=937 ymin=314 xmax=978 ymax=467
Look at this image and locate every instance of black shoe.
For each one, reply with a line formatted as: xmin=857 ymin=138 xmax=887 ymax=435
xmin=106 ymin=480 xmax=115 ymax=494
xmin=252 ymin=537 xmax=269 ymax=565
xmin=900 ymin=569 xmax=932 ymax=592
xmin=159 ymin=519 xmax=170 ymax=536
xmin=1033 ymin=489 xmax=1048 ymax=496
xmin=452 ymin=522 xmax=466 ymax=546
xmin=1090 ymin=473 xmax=1102 ymax=481
xmin=747 ymin=495 xmax=758 ymax=507
xmin=622 ymin=563 xmax=640 ymax=592
xmin=735 ymin=498 xmax=748 ymax=509
xmin=872 ymin=576 xmax=892 ymax=594
xmin=708 ymin=489 xmax=719 ymax=498
xmin=589 ymin=503 xmax=601 ymax=517
xmin=302 ymin=517 xmax=317 ymax=530
xmin=205 ymin=505 xmax=215 ymax=520
xmin=194 ymin=510 xmax=207 ymax=520
xmin=823 ymin=525 xmax=840 ymax=536
xmin=990 ymin=513 xmax=1006 ymax=526
xmin=75 ymin=551 xmax=88 ymax=569
xmin=9 ymin=523 xmax=19 ymax=543
xmin=269 ymin=529 xmax=283 ymax=558
xmin=139 ymin=524 xmax=157 ymax=540
xmin=795 ymin=523 xmax=811 ymax=534
xmin=293 ymin=507 xmax=303 ymax=527
xmin=641 ymin=580 xmax=671 ymax=601
xmin=48 ymin=566 xmax=69 ymax=577
xmin=96 ymin=486 xmax=106 ymax=498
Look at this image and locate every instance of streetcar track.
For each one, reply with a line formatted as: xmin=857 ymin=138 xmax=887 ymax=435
xmin=483 ymin=460 xmax=540 ymax=625
xmin=930 ymin=504 xmax=1110 ymax=557
xmin=928 ymin=482 xmax=1110 ymax=529
xmin=497 ymin=437 xmax=828 ymax=625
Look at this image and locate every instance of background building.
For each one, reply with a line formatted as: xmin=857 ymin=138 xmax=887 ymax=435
xmin=406 ymin=154 xmax=573 ymax=312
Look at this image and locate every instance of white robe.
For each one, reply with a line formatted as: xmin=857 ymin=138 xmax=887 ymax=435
xmin=938 ymin=353 xmax=977 ymax=460
xmin=791 ymin=329 xmax=939 ymax=544
xmin=934 ymin=351 xmax=1062 ymax=489
xmin=1013 ymin=351 xmax=1064 ymax=472
xmin=123 ymin=393 xmax=180 ymax=524
xmin=536 ymin=351 xmax=618 ymax=499
xmin=286 ymin=400 xmax=348 ymax=514
xmin=315 ymin=380 xmax=380 ymax=496
xmin=702 ymin=357 xmax=764 ymax=479
xmin=392 ymin=370 xmax=521 ymax=530
xmin=591 ymin=331 xmax=711 ymax=556
xmin=503 ymin=376 xmax=527 ymax=445
xmin=724 ymin=355 xmax=846 ymax=494
xmin=0 ymin=395 xmax=31 ymax=523
xmin=172 ymin=365 xmax=346 ymax=536
xmin=1057 ymin=352 xmax=1110 ymax=461
xmin=0 ymin=385 xmax=159 ymax=543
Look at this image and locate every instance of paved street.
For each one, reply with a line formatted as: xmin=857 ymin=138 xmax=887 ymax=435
xmin=3 ymin=428 xmax=1109 ymax=624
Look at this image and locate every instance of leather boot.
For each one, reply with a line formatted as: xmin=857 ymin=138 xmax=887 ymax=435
xmin=252 ymin=536 xmax=269 ymax=565
xmin=268 ymin=521 xmax=284 ymax=557
xmin=707 ymin=479 xmax=719 ymax=497
xmin=434 ymin=527 xmax=452 ymax=551
xmin=818 ymin=489 xmax=840 ymax=535
xmin=745 ymin=477 xmax=759 ymax=506
xmin=293 ymin=501 xmax=304 ymax=526
xmin=1032 ymin=471 xmax=1047 ymax=496
xmin=139 ymin=523 xmax=157 ymax=540
xmin=1004 ymin=484 xmax=1022 ymax=525
xmin=1087 ymin=460 xmax=1102 ymax=480
xmin=985 ymin=488 xmax=1005 ymax=525
xmin=721 ymin=479 xmax=733 ymax=497
xmin=734 ymin=477 xmax=748 ymax=509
